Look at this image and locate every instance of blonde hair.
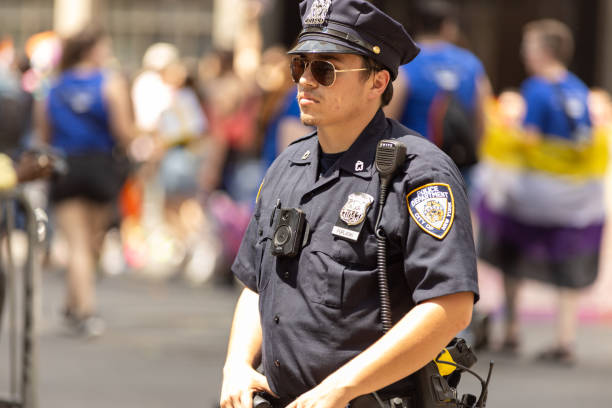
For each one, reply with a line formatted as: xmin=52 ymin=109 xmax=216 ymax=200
xmin=523 ymin=19 xmax=574 ymax=66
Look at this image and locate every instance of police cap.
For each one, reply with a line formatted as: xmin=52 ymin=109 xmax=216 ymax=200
xmin=288 ymin=0 xmax=420 ymax=80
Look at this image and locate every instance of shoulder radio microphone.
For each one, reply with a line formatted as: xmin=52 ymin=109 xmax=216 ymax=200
xmin=375 ymin=140 xmax=407 ymax=186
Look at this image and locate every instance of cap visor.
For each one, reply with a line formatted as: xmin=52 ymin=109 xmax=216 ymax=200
xmin=288 ymin=39 xmax=359 ymax=55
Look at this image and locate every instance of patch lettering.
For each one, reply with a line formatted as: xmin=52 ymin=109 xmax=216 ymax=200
xmin=407 ymin=183 xmax=454 ymax=239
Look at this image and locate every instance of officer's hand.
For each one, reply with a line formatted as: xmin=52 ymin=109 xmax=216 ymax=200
xmin=286 ymin=379 xmax=350 ymax=408
xmin=220 ymin=364 xmax=276 ymax=408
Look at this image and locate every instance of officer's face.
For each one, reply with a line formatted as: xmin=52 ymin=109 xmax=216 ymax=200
xmin=294 ymin=53 xmax=373 ymax=127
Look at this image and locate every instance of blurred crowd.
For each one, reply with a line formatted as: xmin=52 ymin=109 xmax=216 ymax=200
xmin=0 ymin=2 xmax=610 ymax=358
xmin=0 ymin=18 xmax=311 ymax=336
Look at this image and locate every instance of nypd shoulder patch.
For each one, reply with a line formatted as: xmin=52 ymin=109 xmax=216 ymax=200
xmin=406 ymin=183 xmax=455 ymax=240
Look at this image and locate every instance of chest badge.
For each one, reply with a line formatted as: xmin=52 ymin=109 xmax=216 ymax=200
xmin=355 ymin=161 xmax=364 ymax=172
xmin=333 ymin=193 xmax=374 ymax=242
xmin=407 ymin=183 xmax=455 ymax=240
xmin=340 ymin=193 xmax=374 ymax=225
xmin=302 ymin=150 xmax=311 ymax=160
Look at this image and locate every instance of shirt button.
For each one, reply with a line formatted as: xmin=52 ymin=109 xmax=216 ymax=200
xmin=258 ymin=229 xmax=263 ymax=236
xmin=274 ymin=360 xmax=281 ymax=367
xmin=284 ymin=271 xmax=290 ymax=279
xmin=274 ymin=315 xmax=280 ymax=324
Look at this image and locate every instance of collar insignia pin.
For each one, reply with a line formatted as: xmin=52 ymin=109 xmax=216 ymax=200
xmin=355 ymin=161 xmax=364 ymax=172
xmin=302 ymin=150 xmax=311 ymax=160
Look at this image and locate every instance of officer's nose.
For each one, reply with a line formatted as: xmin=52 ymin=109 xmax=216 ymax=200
xmin=299 ymin=62 xmax=318 ymax=88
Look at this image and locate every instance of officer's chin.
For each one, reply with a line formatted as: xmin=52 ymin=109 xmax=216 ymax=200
xmin=300 ymin=112 xmax=318 ymax=127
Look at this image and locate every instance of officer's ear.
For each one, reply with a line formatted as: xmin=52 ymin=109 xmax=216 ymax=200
xmin=368 ymin=69 xmax=390 ymax=101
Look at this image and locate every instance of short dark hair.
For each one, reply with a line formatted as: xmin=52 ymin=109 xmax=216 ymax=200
xmin=361 ymin=57 xmax=394 ymax=107
xmin=59 ymin=25 xmax=107 ymax=72
xmin=523 ymin=19 xmax=574 ymax=66
xmin=414 ymin=0 xmax=458 ymax=35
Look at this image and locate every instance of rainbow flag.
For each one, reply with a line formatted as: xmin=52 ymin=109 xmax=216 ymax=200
xmin=473 ymin=100 xmax=609 ymax=288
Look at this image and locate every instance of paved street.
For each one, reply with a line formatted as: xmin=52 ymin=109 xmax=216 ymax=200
xmin=1 ymin=270 xmax=612 ymax=408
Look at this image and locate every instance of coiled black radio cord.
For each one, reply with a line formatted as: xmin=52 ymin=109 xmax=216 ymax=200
xmin=373 ymin=139 xmax=406 ymax=333
xmin=374 ymin=183 xmax=393 ymax=333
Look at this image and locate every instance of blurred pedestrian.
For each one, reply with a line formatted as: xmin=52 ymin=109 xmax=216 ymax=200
xmin=386 ymin=0 xmax=492 ymax=180
xmin=0 ymin=38 xmax=33 ymax=155
xmin=131 ymin=42 xmax=177 ymax=140
xmin=203 ymin=50 xmax=262 ymax=206
xmin=476 ymin=19 xmax=607 ymax=364
xmin=256 ymin=46 xmax=312 ymax=170
xmin=37 ymin=25 xmax=135 ymax=337
xmin=384 ymin=0 xmax=492 ymax=348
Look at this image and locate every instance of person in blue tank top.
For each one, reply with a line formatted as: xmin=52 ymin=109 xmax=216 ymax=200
xmin=37 ymin=25 xmax=135 ymax=338
xmin=386 ymin=0 xmax=491 ymax=173
xmin=493 ymin=19 xmax=597 ymax=364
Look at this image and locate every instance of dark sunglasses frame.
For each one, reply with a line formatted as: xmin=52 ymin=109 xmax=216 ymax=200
xmin=290 ymin=56 xmax=368 ymax=87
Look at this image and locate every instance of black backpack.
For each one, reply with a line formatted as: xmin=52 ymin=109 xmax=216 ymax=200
xmin=429 ymin=92 xmax=478 ymax=169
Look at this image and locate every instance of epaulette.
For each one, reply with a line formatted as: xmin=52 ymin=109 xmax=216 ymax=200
xmin=288 ymin=130 xmax=318 ymax=146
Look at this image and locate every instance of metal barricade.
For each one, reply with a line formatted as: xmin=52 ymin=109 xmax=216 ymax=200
xmin=0 ymin=188 xmax=41 ymax=408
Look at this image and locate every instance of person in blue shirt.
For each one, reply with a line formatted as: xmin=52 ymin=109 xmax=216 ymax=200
xmin=386 ymin=0 xmax=491 ymax=175
xmin=385 ymin=0 xmax=492 ymax=351
xmin=520 ymin=21 xmax=591 ymax=142
xmin=37 ymin=25 xmax=135 ymax=337
xmin=492 ymin=19 xmax=597 ymax=364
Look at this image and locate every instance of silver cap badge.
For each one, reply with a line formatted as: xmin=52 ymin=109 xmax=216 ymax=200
xmin=305 ymin=0 xmax=331 ymax=25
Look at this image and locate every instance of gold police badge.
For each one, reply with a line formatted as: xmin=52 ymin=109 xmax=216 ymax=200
xmin=340 ymin=193 xmax=374 ymax=226
xmin=406 ymin=183 xmax=455 ymax=239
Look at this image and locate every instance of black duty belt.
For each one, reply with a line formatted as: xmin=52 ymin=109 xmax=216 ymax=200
xmin=256 ymin=392 xmax=414 ymax=408
xmin=350 ymin=393 xmax=414 ymax=408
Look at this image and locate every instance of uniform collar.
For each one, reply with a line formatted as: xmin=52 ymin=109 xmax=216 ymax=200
xmin=289 ymin=134 xmax=319 ymax=166
xmin=288 ymin=109 xmax=388 ymax=185
xmin=337 ymin=108 xmax=388 ymax=179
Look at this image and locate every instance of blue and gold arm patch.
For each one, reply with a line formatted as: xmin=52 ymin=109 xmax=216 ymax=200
xmin=406 ymin=183 xmax=455 ymax=239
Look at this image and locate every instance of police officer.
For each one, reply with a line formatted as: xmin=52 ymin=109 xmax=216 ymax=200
xmin=220 ymin=1 xmax=478 ymax=407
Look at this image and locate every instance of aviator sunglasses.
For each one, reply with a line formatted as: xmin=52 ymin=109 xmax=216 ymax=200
xmin=290 ymin=56 xmax=368 ymax=87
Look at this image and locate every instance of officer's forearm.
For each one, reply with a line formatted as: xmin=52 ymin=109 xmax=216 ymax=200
xmin=324 ymin=291 xmax=474 ymax=401
xmin=223 ymin=288 xmax=263 ymax=372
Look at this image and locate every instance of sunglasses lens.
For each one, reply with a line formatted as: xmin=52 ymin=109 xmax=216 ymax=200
xmin=290 ymin=58 xmax=305 ymax=83
xmin=311 ymin=60 xmax=335 ymax=86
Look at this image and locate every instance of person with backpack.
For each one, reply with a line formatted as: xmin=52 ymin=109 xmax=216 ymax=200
xmin=386 ymin=0 xmax=492 ymax=180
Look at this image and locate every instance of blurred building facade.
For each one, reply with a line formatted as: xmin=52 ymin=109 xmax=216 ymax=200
xmin=1 ymin=0 xmax=215 ymax=74
xmin=1 ymin=0 xmax=611 ymax=91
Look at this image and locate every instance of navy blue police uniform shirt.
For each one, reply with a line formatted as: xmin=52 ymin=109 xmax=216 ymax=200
xmin=232 ymin=109 xmax=479 ymax=403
